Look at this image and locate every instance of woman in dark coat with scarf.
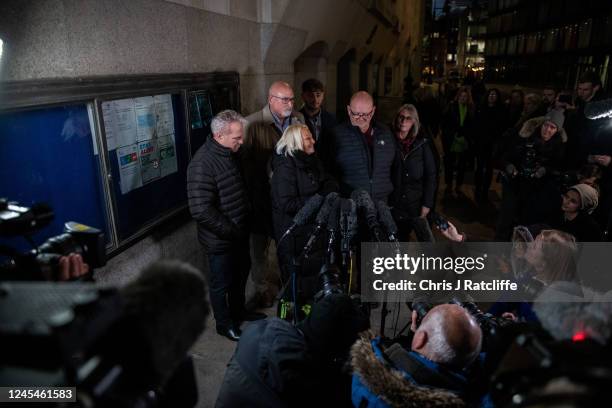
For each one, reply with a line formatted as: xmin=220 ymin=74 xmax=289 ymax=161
xmin=270 ymin=124 xmax=337 ymax=280
xmin=391 ymin=104 xmax=437 ymax=241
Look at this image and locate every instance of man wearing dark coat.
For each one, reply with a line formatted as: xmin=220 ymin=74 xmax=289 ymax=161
xmin=187 ymin=110 xmax=261 ymax=342
xmin=322 ymin=91 xmax=396 ymax=202
xmin=299 ymin=78 xmax=337 ymax=148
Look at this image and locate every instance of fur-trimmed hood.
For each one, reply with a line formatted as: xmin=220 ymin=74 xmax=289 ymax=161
xmin=350 ymin=332 xmax=466 ymax=408
xmin=518 ymin=116 xmax=568 ymax=143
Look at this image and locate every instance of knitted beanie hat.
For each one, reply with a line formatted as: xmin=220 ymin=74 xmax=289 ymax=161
xmin=569 ymin=183 xmax=599 ymax=214
xmin=544 ymin=109 xmax=565 ymax=130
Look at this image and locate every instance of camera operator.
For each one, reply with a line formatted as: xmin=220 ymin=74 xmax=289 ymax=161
xmin=215 ymin=293 xmax=369 ymax=408
xmin=495 ymin=110 xmax=567 ymax=240
xmin=56 ymin=253 xmax=90 ymax=280
xmin=352 ymin=304 xmax=483 ymax=407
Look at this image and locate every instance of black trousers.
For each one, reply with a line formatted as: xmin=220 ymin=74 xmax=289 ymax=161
xmin=207 ymin=242 xmax=251 ymax=330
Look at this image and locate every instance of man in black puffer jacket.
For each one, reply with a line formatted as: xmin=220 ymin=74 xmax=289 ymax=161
xmin=187 ymin=109 xmax=258 ymax=342
xmin=321 ymin=91 xmax=396 ymax=202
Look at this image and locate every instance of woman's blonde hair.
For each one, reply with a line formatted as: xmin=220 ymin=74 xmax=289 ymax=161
xmin=275 ymin=124 xmax=309 ymax=157
xmin=534 ymin=229 xmax=578 ymax=283
xmin=393 ymin=104 xmax=421 ymax=139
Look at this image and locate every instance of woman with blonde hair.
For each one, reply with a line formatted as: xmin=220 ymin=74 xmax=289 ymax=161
xmin=270 ymin=124 xmax=337 ymax=280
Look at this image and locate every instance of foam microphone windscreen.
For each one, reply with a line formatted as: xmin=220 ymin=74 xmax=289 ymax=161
xmin=585 ymin=98 xmax=612 ymax=120
xmin=327 ymin=196 xmax=342 ymax=232
xmin=293 ymin=194 xmax=325 ymax=226
xmin=315 ymin=192 xmax=339 ymax=226
xmin=119 ymin=260 xmax=209 ymax=385
xmin=376 ymin=200 xmax=398 ymax=238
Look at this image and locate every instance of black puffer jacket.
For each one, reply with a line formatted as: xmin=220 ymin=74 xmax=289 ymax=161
xmin=323 ymin=121 xmax=396 ymax=202
xmin=392 ymin=136 xmax=437 ymax=219
xmin=270 ymin=151 xmax=335 ymax=241
xmin=187 ymin=138 xmax=250 ymax=253
xmin=270 ymin=151 xmax=336 ymax=275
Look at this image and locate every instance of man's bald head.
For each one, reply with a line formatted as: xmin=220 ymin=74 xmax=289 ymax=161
xmin=347 ymin=91 xmax=375 ymax=132
xmin=268 ymin=81 xmax=295 ymax=119
xmin=350 ymin=91 xmax=374 ymax=106
xmin=269 ymin=81 xmax=293 ymax=98
xmin=411 ymin=304 xmax=482 ymax=368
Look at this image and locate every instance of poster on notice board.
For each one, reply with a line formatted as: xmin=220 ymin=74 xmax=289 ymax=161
xmin=102 ymin=94 xmax=178 ymax=194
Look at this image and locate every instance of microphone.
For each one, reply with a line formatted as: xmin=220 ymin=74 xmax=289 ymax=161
xmin=277 ymin=194 xmax=324 ymax=244
xmin=351 ymin=190 xmax=383 ymax=242
xmin=325 ymin=197 xmax=342 ymax=262
xmin=584 ymin=98 xmax=612 ymax=120
xmin=340 ymin=199 xmax=357 ymax=259
xmin=302 ymin=192 xmax=339 ymax=257
xmin=376 ymin=200 xmax=399 ymax=242
xmin=118 ymin=259 xmax=210 ymax=386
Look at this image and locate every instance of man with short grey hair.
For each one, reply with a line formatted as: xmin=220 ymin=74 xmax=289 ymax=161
xmin=187 ymin=109 xmax=264 ymax=341
xmin=410 ymin=304 xmax=482 ymax=369
xmin=243 ymin=81 xmax=304 ymax=307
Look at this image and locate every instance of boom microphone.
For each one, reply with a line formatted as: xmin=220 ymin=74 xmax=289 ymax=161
xmin=302 ymin=192 xmax=339 ymax=257
xmin=278 ymin=194 xmax=324 ymax=244
xmin=117 ymin=259 xmax=209 ymax=386
xmin=351 ymin=190 xmax=384 ymax=242
xmin=584 ymin=98 xmax=612 ymax=120
xmin=376 ymin=200 xmax=399 ymax=242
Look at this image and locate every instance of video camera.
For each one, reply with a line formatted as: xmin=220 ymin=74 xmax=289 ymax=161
xmin=516 ymin=142 xmax=539 ymax=178
xmin=0 ymin=199 xmax=106 ymax=281
xmin=0 ymin=260 xmax=209 ymax=407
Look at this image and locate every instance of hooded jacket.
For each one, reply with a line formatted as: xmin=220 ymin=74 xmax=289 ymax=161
xmin=502 ymin=116 xmax=567 ymax=176
xmin=351 ymin=334 xmax=468 ymax=408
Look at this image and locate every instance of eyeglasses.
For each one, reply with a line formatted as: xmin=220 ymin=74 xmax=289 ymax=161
xmin=271 ymin=95 xmax=295 ymax=104
xmin=398 ymin=115 xmax=414 ymax=122
xmin=348 ymin=108 xmax=374 ymax=119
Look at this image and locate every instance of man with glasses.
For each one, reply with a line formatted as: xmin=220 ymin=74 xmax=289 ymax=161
xmin=322 ymin=91 xmax=396 ymax=202
xmin=243 ymin=81 xmax=304 ymax=308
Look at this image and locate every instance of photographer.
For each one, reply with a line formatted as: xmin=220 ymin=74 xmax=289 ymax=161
xmin=352 ymin=304 xmax=483 ymax=407
xmin=215 ymin=293 xmax=369 ymax=408
xmin=495 ymin=110 xmax=567 ymax=240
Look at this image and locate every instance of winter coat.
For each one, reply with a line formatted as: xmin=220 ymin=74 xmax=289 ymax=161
xmin=473 ymin=104 xmax=507 ymax=155
xmin=502 ymin=116 xmax=567 ymax=177
xmin=441 ymin=102 xmax=474 ymax=153
xmin=187 ymin=137 xmax=250 ymax=254
xmin=215 ymin=318 xmax=347 ymax=408
xmin=557 ymin=213 xmax=603 ymax=242
xmin=299 ymin=107 xmax=337 ymax=149
xmin=322 ymin=121 xmax=396 ymax=202
xmin=243 ymin=106 xmax=304 ymax=235
xmin=270 ymin=151 xmax=337 ymax=265
xmin=392 ymin=136 xmax=437 ymax=219
xmin=351 ymin=334 xmax=469 ymax=408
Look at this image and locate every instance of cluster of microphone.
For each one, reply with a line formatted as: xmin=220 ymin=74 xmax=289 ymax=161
xmin=279 ymin=189 xmax=401 ymax=263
